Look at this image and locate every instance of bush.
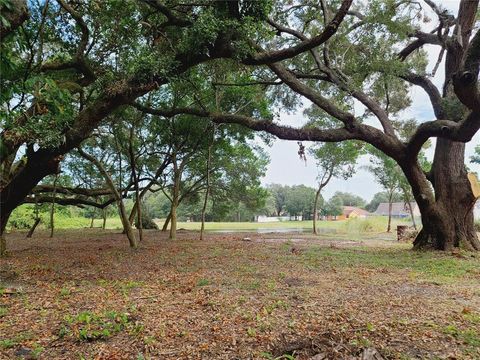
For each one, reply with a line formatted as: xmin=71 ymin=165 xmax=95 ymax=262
xmin=8 ymin=205 xmax=36 ymax=229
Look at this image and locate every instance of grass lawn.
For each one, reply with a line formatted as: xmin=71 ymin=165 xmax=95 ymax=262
xmin=1 ymin=229 xmax=478 ymax=359
xmin=30 ymin=215 xmax=413 ymax=235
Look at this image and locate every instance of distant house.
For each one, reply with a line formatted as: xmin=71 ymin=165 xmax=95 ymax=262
xmin=256 ymin=215 xmax=291 ymax=222
xmin=374 ymin=202 xmax=420 ymax=218
xmin=343 ymin=206 xmax=370 ymax=219
xmin=326 ymin=206 xmax=370 ymax=221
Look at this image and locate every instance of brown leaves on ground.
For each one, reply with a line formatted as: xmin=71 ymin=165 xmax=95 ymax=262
xmin=0 ymin=229 xmax=479 ymax=359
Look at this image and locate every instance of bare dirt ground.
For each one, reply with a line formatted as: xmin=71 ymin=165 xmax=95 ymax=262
xmin=1 ymin=229 xmax=479 ymax=359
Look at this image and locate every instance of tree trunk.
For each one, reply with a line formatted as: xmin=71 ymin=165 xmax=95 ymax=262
xmin=78 ymin=148 xmax=137 ymax=248
xmin=0 ymin=225 xmax=6 ymax=257
xmin=405 ymin=200 xmax=417 ymax=230
xmin=27 ymin=218 xmax=41 ymax=238
xmin=387 ymin=190 xmax=393 ymax=233
xmin=128 ymin=124 xmax=143 ymax=242
xmin=50 ymin=173 xmax=59 ymax=238
xmin=102 ymin=208 xmax=107 ymax=230
xmin=169 ymin=203 xmax=177 ymax=240
xmin=313 ymin=185 xmax=323 ymax=235
xmin=411 ymin=140 xmax=480 ymax=251
xmin=169 ymin=169 xmax=180 ymax=240
xmin=200 ymin=143 xmax=212 ymax=241
xmin=90 ymin=216 xmax=94 ymax=228
xmin=162 ymin=212 xmax=171 ymax=232
xmin=409 ymin=2 xmax=480 ymax=251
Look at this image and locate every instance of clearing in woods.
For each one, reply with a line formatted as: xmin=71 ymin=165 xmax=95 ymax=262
xmin=1 ymin=229 xmax=479 ymax=359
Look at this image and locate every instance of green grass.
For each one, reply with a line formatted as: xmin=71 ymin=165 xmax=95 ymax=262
xmin=299 ymin=246 xmax=480 ymax=283
xmin=8 ymin=213 xmax=412 ymax=234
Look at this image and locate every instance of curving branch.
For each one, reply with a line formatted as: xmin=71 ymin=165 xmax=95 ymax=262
xmin=245 ymin=0 xmax=353 ymax=65
xmin=453 ymin=29 xmax=480 ymax=110
xmin=267 ymin=62 xmax=356 ymax=126
xmin=131 ymin=102 xmax=404 ymax=160
xmin=398 ymin=31 xmax=442 ymax=61
xmin=399 ymin=71 xmax=444 ymax=119
xmin=141 ymin=0 xmax=191 ymax=27
xmin=41 ymin=0 xmax=95 ymax=83
xmin=406 ymin=110 xmax=480 ymax=156
xmin=32 ymin=184 xmax=115 ymax=197
xmin=264 ymin=19 xmax=395 ymax=135
xmin=23 ymin=195 xmax=115 ymax=209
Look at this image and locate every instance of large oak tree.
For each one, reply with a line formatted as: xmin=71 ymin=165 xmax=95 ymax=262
xmin=2 ymin=0 xmax=480 ymax=252
xmin=137 ymin=0 xmax=480 ymax=250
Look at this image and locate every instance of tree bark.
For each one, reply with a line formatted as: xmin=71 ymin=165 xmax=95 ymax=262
xmin=410 ymin=1 xmax=479 ymax=251
xmin=102 ymin=208 xmax=107 ymax=230
xmin=169 ymin=169 xmax=180 ymax=240
xmin=128 ymin=124 xmax=143 ymax=242
xmin=26 ymin=218 xmax=41 ymax=238
xmin=313 ymin=185 xmax=322 ymax=235
xmin=411 ymin=140 xmax=480 ymax=251
xmin=0 ymin=232 xmax=5 ymax=257
xmin=49 ymin=174 xmax=59 ymax=238
xmin=0 ymin=0 xmax=29 ymax=41
xmin=200 ymin=142 xmax=212 ymax=241
xmin=0 ymin=150 xmax=61 ymax=239
xmin=162 ymin=212 xmax=171 ymax=232
xmin=78 ymin=149 xmax=137 ymax=248
xmin=387 ymin=190 xmax=393 ymax=233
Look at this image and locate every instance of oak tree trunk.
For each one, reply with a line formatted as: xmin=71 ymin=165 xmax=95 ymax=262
xmin=162 ymin=212 xmax=171 ymax=232
xmin=0 ymin=230 xmax=6 ymax=257
xmin=200 ymin=143 xmax=212 ymax=241
xmin=413 ymin=140 xmax=480 ymax=251
xmin=49 ymin=173 xmax=59 ymax=238
xmin=27 ymin=218 xmax=41 ymax=238
xmin=78 ymin=149 xmax=137 ymax=248
xmin=169 ymin=169 xmax=180 ymax=240
xmin=102 ymin=208 xmax=107 ymax=230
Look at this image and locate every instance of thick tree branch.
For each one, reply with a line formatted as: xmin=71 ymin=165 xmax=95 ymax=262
xmin=141 ymin=0 xmax=191 ymax=27
xmin=263 ymin=16 xmax=395 ymax=135
xmin=268 ymin=62 xmax=356 ymax=126
xmin=131 ymin=102 xmax=404 ymax=160
xmin=23 ymin=195 xmax=115 ymax=209
xmin=406 ymin=111 xmax=480 ymax=156
xmin=245 ymin=0 xmax=352 ymax=65
xmin=398 ymin=31 xmax=442 ymax=61
xmin=54 ymin=0 xmax=95 ymax=82
xmin=32 ymin=184 xmax=115 ymax=197
xmin=399 ymin=71 xmax=445 ymax=118
xmin=453 ymin=29 xmax=480 ymax=110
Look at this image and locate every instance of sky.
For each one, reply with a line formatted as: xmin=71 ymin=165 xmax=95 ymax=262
xmin=259 ymin=0 xmax=480 ymax=203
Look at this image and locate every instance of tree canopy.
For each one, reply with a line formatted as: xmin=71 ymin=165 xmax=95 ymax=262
xmin=1 ymin=0 xmax=480 ymax=252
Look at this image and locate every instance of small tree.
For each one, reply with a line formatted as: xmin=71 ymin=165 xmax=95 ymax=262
xmin=285 ymin=185 xmax=316 ymax=220
xmin=365 ymin=149 xmax=403 ymax=232
xmin=323 ymin=197 xmax=344 ymax=219
xmin=310 ymin=142 xmax=360 ymax=234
